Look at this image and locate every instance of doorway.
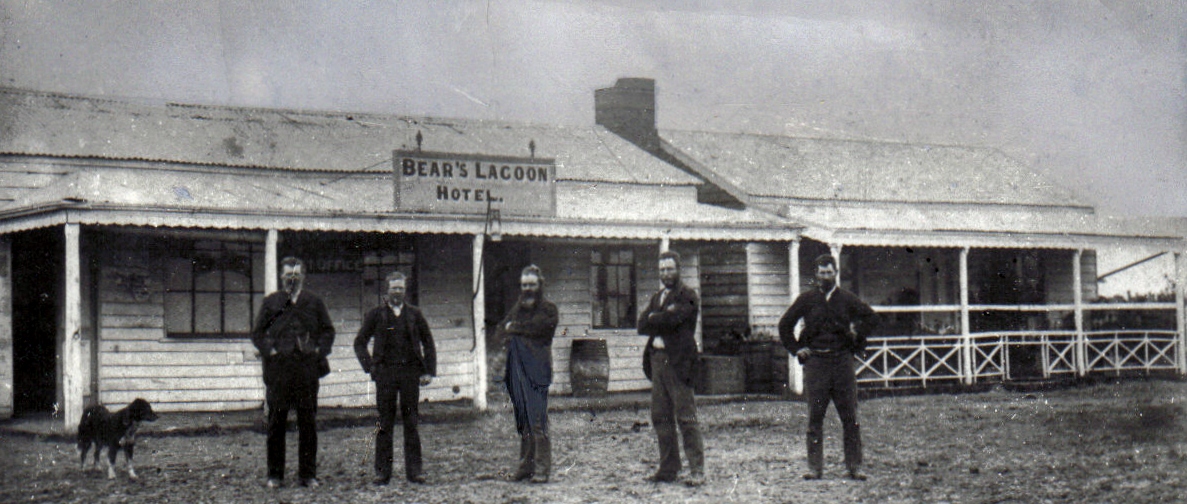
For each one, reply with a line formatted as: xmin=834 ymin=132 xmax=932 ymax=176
xmin=11 ymin=227 xmax=62 ymax=416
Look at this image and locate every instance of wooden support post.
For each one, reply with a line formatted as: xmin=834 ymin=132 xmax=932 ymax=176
xmin=789 ymin=239 xmax=803 ymax=395
xmin=472 ymin=233 xmax=488 ymax=411
xmin=1176 ymin=252 xmax=1186 ymax=375
xmin=745 ymin=242 xmax=759 ymax=331
xmin=63 ymin=224 xmax=83 ymax=432
xmin=660 ymin=232 xmax=670 ymax=254
xmin=829 ymin=243 xmax=843 ymax=285
xmin=0 ymin=236 xmax=12 ymax=419
xmin=1073 ymin=249 xmax=1086 ymax=377
xmin=265 ymin=229 xmax=278 ymax=294
xmin=960 ymin=247 xmax=972 ymax=385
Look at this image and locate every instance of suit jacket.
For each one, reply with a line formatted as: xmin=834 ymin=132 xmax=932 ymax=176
xmin=778 ymin=287 xmax=879 ymax=356
xmin=637 ymin=282 xmax=700 ymax=387
xmin=353 ymin=304 xmax=437 ymax=377
xmin=251 ymin=290 xmax=336 ymax=359
xmin=251 ymin=290 xmax=336 ymax=381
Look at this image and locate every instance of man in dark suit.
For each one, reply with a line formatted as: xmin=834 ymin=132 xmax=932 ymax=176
xmin=251 ymin=256 xmax=336 ymax=489
xmin=499 ymin=265 xmax=559 ymax=483
xmin=638 ymin=250 xmax=704 ymax=487
xmin=778 ymin=253 xmax=879 ymax=481
xmin=354 ymin=271 xmax=437 ymax=485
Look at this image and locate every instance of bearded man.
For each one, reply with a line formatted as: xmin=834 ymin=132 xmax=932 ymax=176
xmin=251 ymin=256 xmax=336 ymax=489
xmin=637 ymin=250 xmax=705 ymax=487
xmin=498 ymin=265 xmax=559 ymax=483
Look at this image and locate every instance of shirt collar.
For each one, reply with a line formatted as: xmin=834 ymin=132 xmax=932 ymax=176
xmin=388 ymin=301 xmax=404 ymax=316
xmin=823 ymin=285 xmax=838 ymax=302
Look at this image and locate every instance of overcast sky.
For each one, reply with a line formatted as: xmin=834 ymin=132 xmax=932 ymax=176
xmin=2 ymin=0 xmax=1184 ymax=216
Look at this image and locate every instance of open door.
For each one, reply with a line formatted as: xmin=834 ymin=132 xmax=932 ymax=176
xmin=11 ymin=227 xmax=62 ymax=416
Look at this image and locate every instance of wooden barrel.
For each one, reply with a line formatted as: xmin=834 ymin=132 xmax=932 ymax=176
xmin=570 ymin=339 xmax=610 ymax=396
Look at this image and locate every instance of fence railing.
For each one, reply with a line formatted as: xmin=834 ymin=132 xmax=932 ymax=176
xmin=855 ymin=329 xmax=1181 ymax=388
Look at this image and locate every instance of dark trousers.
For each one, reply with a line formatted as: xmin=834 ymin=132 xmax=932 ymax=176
xmin=374 ymin=366 xmax=423 ymax=479
xmin=803 ymin=351 xmax=862 ymax=473
xmin=264 ymin=355 xmax=320 ymax=481
xmin=649 ymin=349 xmax=704 ymax=478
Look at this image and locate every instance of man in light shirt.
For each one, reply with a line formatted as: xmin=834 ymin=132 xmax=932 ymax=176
xmin=637 ymin=250 xmax=704 ymax=487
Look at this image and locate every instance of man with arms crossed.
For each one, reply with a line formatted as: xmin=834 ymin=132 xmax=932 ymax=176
xmin=500 ymin=265 xmax=559 ymax=483
xmin=638 ymin=250 xmax=704 ymax=487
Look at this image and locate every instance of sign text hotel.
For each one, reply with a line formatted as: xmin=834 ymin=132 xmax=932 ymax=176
xmin=394 ymin=150 xmax=557 ymax=216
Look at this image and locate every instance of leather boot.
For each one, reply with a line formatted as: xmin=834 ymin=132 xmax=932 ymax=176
xmin=511 ymin=433 xmax=534 ymax=481
xmin=530 ymin=432 xmax=550 ymax=483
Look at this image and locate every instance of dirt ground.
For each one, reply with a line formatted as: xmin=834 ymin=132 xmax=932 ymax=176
xmin=2 ymin=379 xmax=1185 ymax=503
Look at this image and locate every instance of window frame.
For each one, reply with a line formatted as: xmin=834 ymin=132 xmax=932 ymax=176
xmin=590 ymin=247 xmax=638 ymax=329
xmin=164 ymin=240 xmax=264 ymax=339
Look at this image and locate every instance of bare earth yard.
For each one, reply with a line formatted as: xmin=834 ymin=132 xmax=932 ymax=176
xmin=2 ymin=379 xmax=1185 ymax=503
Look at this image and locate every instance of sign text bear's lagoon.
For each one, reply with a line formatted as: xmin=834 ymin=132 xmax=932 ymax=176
xmin=394 ymin=150 xmax=557 ymax=217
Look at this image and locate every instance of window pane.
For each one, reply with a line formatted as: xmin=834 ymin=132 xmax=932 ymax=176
xmin=621 ymin=249 xmax=633 ymax=262
xmin=616 ymin=266 xmax=631 ymax=295
xmin=592 ymin=300 xmax=605 ymax=327
xmin=607 ymin=299 xmax=620 ymax=327
xmin=165 ymin=258 xmax=192 ymax=291
xmin=224 ymin=293 xmax=252 ymax=333
xmin=194 ymin=269 xmax=221 ymax=292
xmin=225 ymin=270 xmax=250 ymax=293
xmin=615 ymin=298 xmax=631 ymax=327
xmin=164 ymin=292 xmax=192 ymax=333
xmin=252 ymin=252 xmax=265 ymax=293
xmin=253 ymin=293 xmax=265 ymax=321
xmin=194 ymin=293 xmax=222 ymax=333
xmin=606 ymin=266 xmax=619 ymax=294
xmin=591 ymin=250 xmax=602 ymax=264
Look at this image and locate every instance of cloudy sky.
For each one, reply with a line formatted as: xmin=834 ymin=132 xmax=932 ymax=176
xmin=2 ymin=0 xmax=1184 ymax=216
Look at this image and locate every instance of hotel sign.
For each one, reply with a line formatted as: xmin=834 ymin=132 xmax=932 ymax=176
xmin=394 ymin=150 xmax=557 ymax=216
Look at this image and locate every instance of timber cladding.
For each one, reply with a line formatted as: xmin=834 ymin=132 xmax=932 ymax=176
xmin=94 ymin=232 xmax=477 ymax=412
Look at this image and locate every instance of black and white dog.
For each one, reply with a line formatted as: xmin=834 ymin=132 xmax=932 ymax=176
xmin=77 ymin=398 xmax=159 ymax=479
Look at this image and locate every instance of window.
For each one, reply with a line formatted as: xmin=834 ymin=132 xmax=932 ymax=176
xmin=591 ymin=248 xmax=637 ymax=328
xmin=361 ymin=250 xmax=417 ymax=312
xmin=165 ymin=241 xmax=264 ymax=338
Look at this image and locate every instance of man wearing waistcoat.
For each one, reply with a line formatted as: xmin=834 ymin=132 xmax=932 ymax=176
xmin=778 ymin=253 xmax=879 ymax=481
xmin=638 ymin=250 xmax=705 ymax=487
xmin=354 ymin=271 xmax=437 ymax=485
xmin=251 ymin=256 xmax=336 ymax=489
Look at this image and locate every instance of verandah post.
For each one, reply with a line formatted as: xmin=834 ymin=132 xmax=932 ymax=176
xmin=788 ymin=238 xmax=802 ymax=395
xmin=1074 ymin=249 xmax=1086 ymax=377
xmin=1176 ymin=252 xmax=1186 ymax=375
xmin=63 ymin=223 xmax=83 ymax=432
xmin=472 ymin=233 xmax=488 ymax=411
xmin=960 ymin=247 xmax=972 ymax=385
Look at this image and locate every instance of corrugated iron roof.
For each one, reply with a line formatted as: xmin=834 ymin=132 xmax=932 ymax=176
xmin=661 ymin=129 xmax=1086 ymax=207
xmin=0 ymin=87 xmax=699 ymax=186
xmin=786 ymin=201 xmax=1184 ymax=248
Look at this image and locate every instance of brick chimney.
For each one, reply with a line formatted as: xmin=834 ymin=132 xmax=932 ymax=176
xmin=595 ymin=78 xmax=659 ymax=150
xmin=595 ymin=78 xmax=747 ymax=209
